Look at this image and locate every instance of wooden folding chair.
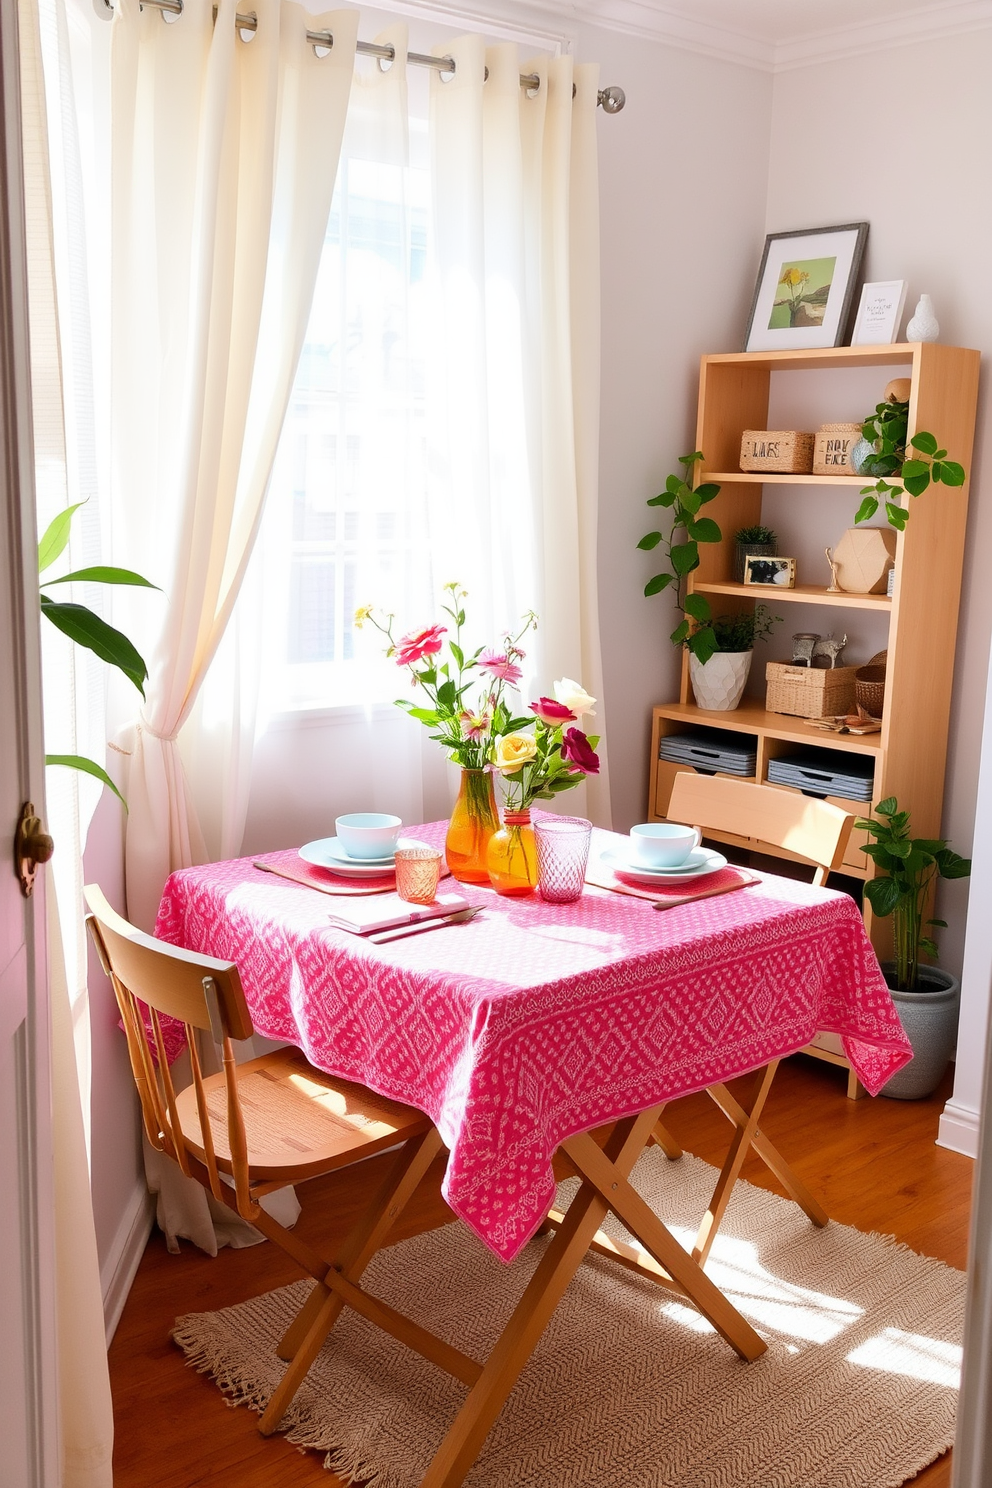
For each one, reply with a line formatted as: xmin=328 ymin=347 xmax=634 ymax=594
xmin=646 ymin=774 xmax=857 ymax=1265
xmin=88 ymin=886 xmax=767 ymax=1486
xmin=84 ymin=885 xmax=442 ymax=1435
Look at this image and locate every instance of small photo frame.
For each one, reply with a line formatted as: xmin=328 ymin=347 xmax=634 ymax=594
xmin=744 ymin=223 xmax=869 ymax=352
xmin=850 ymin=279 xmax=908 ymax=345
xmin=744 ymin=555 xmax=796 ymax=589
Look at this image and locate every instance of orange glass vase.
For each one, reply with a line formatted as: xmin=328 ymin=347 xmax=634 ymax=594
xmin=445 ymin=768 xmax=500 ymax=884
xmin=486 ymin=810 xmax=538 ymax=897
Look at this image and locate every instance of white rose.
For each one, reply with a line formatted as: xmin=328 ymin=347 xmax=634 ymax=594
xmin=553 ymin=677 xmax=596 ymax=717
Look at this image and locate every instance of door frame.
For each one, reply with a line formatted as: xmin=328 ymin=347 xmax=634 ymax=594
xmin=1 ymin=0 xmax=58 ymax=1475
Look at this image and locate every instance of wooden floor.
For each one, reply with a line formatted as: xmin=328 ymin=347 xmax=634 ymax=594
xmin=109 ymin=1056 xmax=974 ymax=1488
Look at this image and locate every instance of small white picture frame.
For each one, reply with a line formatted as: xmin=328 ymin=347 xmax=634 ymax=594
xmin=850 ymin=280 xmax=909 ymax=346
xmin=744 ymin=555 xmax=796 ymax=589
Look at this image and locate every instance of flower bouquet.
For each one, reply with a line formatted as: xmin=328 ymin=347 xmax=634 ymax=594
xmin=356 ymin=585 xmax=600 ymax=890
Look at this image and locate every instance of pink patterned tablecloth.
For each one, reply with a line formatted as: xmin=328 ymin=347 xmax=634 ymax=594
xmin=154 ymin=822 xmax=912 ymax=1262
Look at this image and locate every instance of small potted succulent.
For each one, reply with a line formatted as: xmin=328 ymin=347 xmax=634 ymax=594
xmin=686 ymin=605 xmax=780 ymax=712
xmin=857 ymin=796 xmax=972 ymax=1098
xmin=733 ymin=524 xmax=778 ymax=584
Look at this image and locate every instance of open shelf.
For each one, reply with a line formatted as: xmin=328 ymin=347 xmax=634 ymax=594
xmin=704 ymin=472 xmax=884 ymax=487
xmin=655 ymin=700 xmax=883 ymax=755
xmin=694 ymin=581 xmax=892 ymax=611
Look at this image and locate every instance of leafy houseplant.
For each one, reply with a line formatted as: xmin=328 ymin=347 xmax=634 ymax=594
xmin=39 ymin=503 xmax=157 ymax=806
xmin=853 ymin=398 xmax=965 ymax=533
xmin=857 ymin=796 xmax=971 ymax=992
xmin=687 ymin=605 xmax=780 ymax=712
xmin=638 ymin=452 xmax=723 ymax=663
xmin=856 ymin=797 xmax=971 ymax=1099
xmin=733 ymin=524 xmax=778 ymax=584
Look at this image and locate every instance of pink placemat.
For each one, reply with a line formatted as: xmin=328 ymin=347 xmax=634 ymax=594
xmin=154 ymin=822 xmax=912 ymax=1262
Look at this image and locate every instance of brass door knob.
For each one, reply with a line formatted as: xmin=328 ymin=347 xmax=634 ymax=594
xmin=15 ymin=802 xmax=54 ymax=897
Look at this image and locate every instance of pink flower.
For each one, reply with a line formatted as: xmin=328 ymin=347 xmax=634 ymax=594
xmin=395 ymin=624 xmax=446 ymax=667
xmin=561 ymin=727 xmax=600 ymax=775
xmin=529 ymin=696 xmax=576 ymax=727
xmin=458 ymin=710 xmax=491 ymax=742
xmin=478 ymin=648 xmax=523 ymax=684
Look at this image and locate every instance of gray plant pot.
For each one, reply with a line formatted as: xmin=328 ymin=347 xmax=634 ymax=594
xmin=734 ymin=541 xmax=777 ymax=584
xmin=879 ymin=964 xmax=960 ymax=1100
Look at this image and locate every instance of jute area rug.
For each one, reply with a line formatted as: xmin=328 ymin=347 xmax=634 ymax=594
xmin=173 ymin=1150 xmax=965 ymax=1488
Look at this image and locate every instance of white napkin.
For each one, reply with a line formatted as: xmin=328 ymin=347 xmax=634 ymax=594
xmin=326 ymin=891 xmax=469 ymax=936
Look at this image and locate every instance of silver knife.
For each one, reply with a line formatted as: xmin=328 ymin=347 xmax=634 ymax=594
xmin=368 ymin=906 xmax=480 ymax=944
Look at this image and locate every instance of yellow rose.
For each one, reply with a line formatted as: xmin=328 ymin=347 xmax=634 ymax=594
xmin=494 ymin=732 xmax=538 ymax=774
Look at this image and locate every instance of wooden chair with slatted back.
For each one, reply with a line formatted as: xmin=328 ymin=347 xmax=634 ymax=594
xmin=84 ymin=884 xmax=444 ymax=1436
xmin=651 ymin=773 xmax=857 ymax=1263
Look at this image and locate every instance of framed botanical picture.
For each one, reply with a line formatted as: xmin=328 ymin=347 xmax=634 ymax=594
xmin=744 ymin=223 xmax=869 ymax=352
xmin=850 ymin=279 xmax=908 ymax=345
xmin=744 ymin=555 xmax=796 ymax=588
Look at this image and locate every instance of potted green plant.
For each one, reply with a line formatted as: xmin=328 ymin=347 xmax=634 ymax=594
xmin=637 ymin=451 xmax=723 ymax=664
xmin=857 ymin=796 xmax=972 ymax=1098
xmin=733 ymin=524 xmax=778 ymax=584
xmin=851 ymin=396 xmax=966 ymax=534
xmin=687 ymin=605 xmax=780 ymax=712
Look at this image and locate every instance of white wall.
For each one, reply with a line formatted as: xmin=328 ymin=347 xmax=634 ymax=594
xmin=765 ymin=31 xmax=992 ymax=1152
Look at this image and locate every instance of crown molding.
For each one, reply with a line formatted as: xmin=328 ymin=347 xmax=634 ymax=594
xmin=479 ymin=0 xmax=992 ymax=74
xmin=774 ymin=0 xmax=992 ymax=71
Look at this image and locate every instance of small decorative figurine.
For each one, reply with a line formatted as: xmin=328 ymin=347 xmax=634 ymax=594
xmin=791 ymin=633 xmax=819 ymax=667
xmin=812 ymin=634 xmax=847 ymax=669
xmin=825 ymin=547 xmax=842 ymax=592
xmin=906 ymin=293 xmax=939 ymax=343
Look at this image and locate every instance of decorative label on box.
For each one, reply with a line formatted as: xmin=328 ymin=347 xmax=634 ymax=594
xmin=813 ymin=423 xmax=862 ymax=475
xmin=739 ymin=430 xmax=815 ymax=474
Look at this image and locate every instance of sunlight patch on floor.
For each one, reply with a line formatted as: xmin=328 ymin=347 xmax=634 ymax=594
xmin=846 ymin=1328 xmax=961 ymax=1388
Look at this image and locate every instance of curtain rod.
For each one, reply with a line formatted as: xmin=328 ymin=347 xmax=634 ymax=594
xmin=101 ymin=0 xmax=626 ymax=112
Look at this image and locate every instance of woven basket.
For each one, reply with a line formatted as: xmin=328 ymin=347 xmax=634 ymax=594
xmin=855 ymin=650 xmax=887 ymax=718
xmin=813 ymin=423 xmax=862 ymax=476
xmin=740 ymin=430 xmax=815 ymax=474
xmin=765 ymin=662 xmax=858 ymax=720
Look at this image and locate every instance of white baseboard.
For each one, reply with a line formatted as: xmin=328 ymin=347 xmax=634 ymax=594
xmin=100 ymin=1181 xmax=154 ymax=1346
xmin=937 ymin=1099 xmax=981 ymax=1159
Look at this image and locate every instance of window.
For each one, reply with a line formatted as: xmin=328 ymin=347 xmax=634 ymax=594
xmin=257 ymin=79 xmax=437 ymax=711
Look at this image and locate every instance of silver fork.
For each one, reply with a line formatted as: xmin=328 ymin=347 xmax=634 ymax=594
xmin=368 ymin=906 xmax=481 ymax=945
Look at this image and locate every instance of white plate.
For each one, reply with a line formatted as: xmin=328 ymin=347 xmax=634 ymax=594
xmin=602 ymin=847 xmax=728 ymax=886
xmin=299 ymin=838 xmax=398 ymax=877
xmin=320 ymin=835 xmax=404 ymax=867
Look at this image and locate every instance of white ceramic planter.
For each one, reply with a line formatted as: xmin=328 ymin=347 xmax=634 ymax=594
xmin=688 ymin=650 xmax=752 ymax=711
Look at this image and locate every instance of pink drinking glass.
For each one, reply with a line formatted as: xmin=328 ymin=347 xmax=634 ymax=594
xmin=394 ymin=847 xmax=443 ymax=904
xmin=534 ymin=817 xmax=593 ymax=903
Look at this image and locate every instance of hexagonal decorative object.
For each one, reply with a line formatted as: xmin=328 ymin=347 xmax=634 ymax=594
xmin=827 ymin=527 xmax=897 ymax=594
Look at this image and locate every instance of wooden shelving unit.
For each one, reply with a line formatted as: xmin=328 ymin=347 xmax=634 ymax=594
xmin=647 ymin=342 xmax=980 ymax=1092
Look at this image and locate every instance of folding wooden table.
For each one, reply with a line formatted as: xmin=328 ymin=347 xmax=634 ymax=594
xmin=154 ymin=824 xmax=913 ymax=1487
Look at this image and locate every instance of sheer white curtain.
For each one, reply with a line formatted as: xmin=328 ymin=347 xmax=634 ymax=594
xmin=237 ymin=31 xmax=608 ymax=843
xmin=110 ymin=0 xmax=358 ymax=931
xmin=428 ymin=39 xmax=609 ymax=821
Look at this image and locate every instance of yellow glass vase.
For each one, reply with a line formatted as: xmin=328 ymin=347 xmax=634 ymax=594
xmin=445 ymin=768 xmax=500 ymax=884
xmin=486 ymin=810 xmax=538 ymax=897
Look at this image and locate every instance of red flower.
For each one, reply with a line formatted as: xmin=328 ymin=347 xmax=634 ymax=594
xmin=561 ymin=727 xmax=600 ymax=775
xmin=529 ymin=696 xmax=576 ymax=727
xmin=395 ymin=624 xmax=446 ymax=667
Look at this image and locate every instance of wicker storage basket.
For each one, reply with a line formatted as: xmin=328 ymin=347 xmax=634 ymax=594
xmin=765 ymin=662 xmax=859 ymax=719
xmin=812 ymin=423 xmax=862 ymax=476
xmin=740 ymin=430 xmax=815 ymax=474
xmin=855 ymin=650 xmax=887 ymax=718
